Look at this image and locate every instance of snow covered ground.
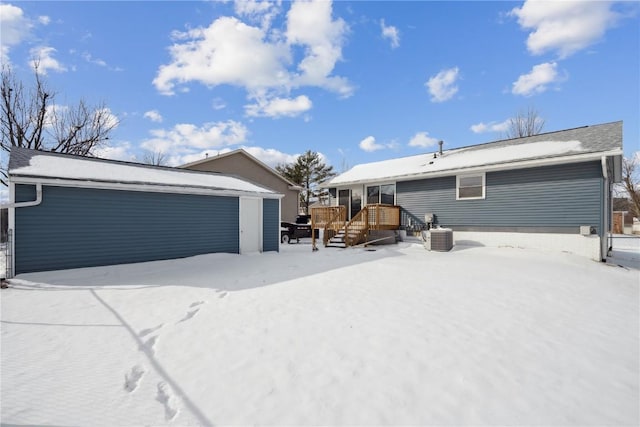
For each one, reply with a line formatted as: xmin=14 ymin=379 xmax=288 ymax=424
xmin=609 ymin=234 xmax=640 ymax=269
xmin=1 ymin=241 xmax=638 ymax=426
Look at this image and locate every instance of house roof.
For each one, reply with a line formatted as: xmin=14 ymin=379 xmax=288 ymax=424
xmin=180 ymin=148 xmax=303 ymax=190
xmin=8 ymin=147 xmax=281 ymax=198
xmin=325 ymin=121 xmax=623 ymax=186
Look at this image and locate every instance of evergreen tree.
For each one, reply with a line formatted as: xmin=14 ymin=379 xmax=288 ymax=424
xmin=276 ymin=150 xmax=335 ymax=214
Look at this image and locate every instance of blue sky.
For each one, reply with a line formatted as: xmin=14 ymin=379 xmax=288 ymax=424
xmin=1 ymin=0 xmax=638 ymax=172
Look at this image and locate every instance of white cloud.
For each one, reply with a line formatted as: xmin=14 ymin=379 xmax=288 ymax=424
xmin=212 ymin=98 xmax=227 ymax=110
xmin=29 ymin=46 xmax=67 ymax=74
xmin=38 ymin=15 xmax=50 ymax=25
xmin=510 ymin=0 xmax=621 ymax=58
xmin=82 ymin=52 xmax=107 ymax=67
xmin=141 ymin=120 xmax=249 ymax=160
xmin=381 ymin=19 xmax=400 ymax=49
xmin=286 ymin=0 xmax=350 ymax=96
xmin=408 ymin=132 xmax=439 ymax=148
xmin=359 ymin=136 xmax=385 ymax=152
xmin=93 ymin=141 xmax=135 ymax=162
xmin=144 ymin=110 xmax=163 ymax=123
xmin=426 ymin=67 xmax=459 ymax=103
xmin=241 ymin=145 xmax=299 ymax=168
xmin=470 ymin=119 xmax=510 ymax=134
xmin=98 ymin=108 xmax=119 ymax=130
xmin=1 ymin=3 xmax=32 ymax=63
xmin=153 ymin=17 xmax=290 ymax=96
xmin=245 ymin=95 xmax=312 ymax=118
xmin=234 ymin=0 xmax=280 ymax=29
xmin=512 ymin=62 xmax=561 ymax=96
xmin=153 ymin=0 xmax=352 ymax=116
xmin=174 ymin=145 xmax=298 ymax=169
xmin=0 ymin=4 xmax=30 ymax=45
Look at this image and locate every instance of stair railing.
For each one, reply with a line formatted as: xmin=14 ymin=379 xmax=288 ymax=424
xmin=343 ymin=207 xmax=369 ymax=246
xmin=322 ymin=206 xmax=347 ymax=246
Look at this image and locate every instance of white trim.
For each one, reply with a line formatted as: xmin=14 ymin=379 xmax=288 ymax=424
xmin=327 ymin=150 xmax=623 ymax=187
xmin=8 ymin=182 xmax=15 ymax=278
xmin=364 ymin=182 xmax=397 ymax=205
xmin=9 ymin=176 xmax=283 ymax=199
xmin=456 ymin=173 xmax=486 ymax=200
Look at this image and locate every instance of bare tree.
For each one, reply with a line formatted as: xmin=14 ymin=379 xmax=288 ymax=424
xmin=1 ymin=63 xmax=118 ymax=185
xmin=620 ymin=154 xmax=640 ymax=219
xmin=503 ymin=107 xmax=545 ymax=139
xmin=143 ymin=150 xmax=168 ymax=166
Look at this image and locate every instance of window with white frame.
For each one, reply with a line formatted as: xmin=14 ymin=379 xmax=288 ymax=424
xmin=456 ymin=174 xmax=485 ymax=200
xmin=366 ymin=184 xmax=395 ymax=205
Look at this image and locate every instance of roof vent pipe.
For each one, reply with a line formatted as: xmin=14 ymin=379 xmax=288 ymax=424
xmin=438 ymin=140 xmax=443 ymax=156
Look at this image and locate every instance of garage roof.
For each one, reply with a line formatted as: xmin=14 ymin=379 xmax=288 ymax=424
xmin=8 ymin=147 xmax=282 ymax=198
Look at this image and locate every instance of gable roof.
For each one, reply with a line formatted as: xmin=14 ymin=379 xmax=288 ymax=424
xmin=180 ymin=149 xmax=302 ymax=190
xmin=326 ymin=121 xmax=623 ymax=186
xmin=8 ymin=147 xmax=281 ymax=198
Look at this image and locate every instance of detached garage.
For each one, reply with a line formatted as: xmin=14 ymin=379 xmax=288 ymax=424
xmin=6 ymin=147 xmax=282 ymax=276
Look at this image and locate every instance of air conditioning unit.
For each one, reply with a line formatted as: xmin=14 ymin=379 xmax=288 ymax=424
xmin=422 ymin=228 xmax=453 ymax=251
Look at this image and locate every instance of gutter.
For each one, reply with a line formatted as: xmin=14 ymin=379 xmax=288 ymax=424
xmin=1 ymin=183 xmax=43 ymax=208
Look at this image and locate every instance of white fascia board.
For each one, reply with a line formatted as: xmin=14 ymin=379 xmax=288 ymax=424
xmin=9 ymin=176 xmax=285 ymax=199
xmin=328 ymin=150 xmax=623 ymax=187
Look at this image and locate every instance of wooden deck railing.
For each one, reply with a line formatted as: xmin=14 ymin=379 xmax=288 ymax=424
xmin=366 ymin=204 xmax=400 ymax=230
xmin=311 ymin=206 xmax=346 ymax=250
xmin=311 ymin=204 xmax=400 ymax=249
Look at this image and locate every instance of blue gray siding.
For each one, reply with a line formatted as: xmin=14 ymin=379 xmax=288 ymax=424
xmin=14 ymin=184 xmax=240 ymax=274
xmin=263 ymin=198 xmax=279 ymax=252
xmin=397 ymin=161 xmax=603 ymax=234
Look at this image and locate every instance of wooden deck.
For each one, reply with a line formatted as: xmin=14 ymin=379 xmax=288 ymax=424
xmin=311 ymin=204 xmax=400 ymax=249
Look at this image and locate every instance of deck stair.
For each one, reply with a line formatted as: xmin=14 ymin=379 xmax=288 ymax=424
xmin=326 ymin=230 xmax=347 ymax=248
xmin=311 ymin=204 xmax=400 ymax=250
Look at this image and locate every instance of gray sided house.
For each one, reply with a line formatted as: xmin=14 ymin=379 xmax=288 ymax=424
xmin=322 ymin=121 xmax=623 ymax=260
xmin=181 ymin=149 xmax=302 ymax=223
xmin=5 ymin=147 xmax=283 ymax=277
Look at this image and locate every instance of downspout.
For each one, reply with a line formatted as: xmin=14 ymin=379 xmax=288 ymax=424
xmin=3 ymin=183 xmax=43 ymax=279
xmin=2 ymin=183 xmax=43 ymax=208
xmin=601 ymin=156 xmax=610 ymax=261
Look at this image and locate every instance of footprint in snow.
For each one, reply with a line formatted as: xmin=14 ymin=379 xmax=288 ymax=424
xmin=156 ymin=381 xmax=179 ymax=421
xmin=190 ymin=301 xmax=205 ymax=308
xmin=218 ymin=291 xmax=227 ymax=299
xmin=178 ymin=308 xmax=200 ymax=323
xmin=124 ymin=365 xmax=145 ymax=392
xmin=139 ymin=323 xmax=164 ymax=337
xmin=140 ymin=335 xmax=159 ymax=355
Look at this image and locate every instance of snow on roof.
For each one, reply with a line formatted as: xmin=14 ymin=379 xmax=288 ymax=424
xmin=8 ymin=148 xmax=278 ymax=196
xmin=330 ymin=139 xmax=584 ymax=185
xmin=327 ymin=121 xmax=623 ymax=186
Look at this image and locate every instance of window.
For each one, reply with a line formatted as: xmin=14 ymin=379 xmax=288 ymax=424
xmin=457 ymin=174 xmax=485 ymax=200
xmin=366 ymin=184 xmax=395 ymax=205
xmin=381 ymin=184 xmax=395 ymax=205
xmin=366 ymin=186 xmax=379 ymax=205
